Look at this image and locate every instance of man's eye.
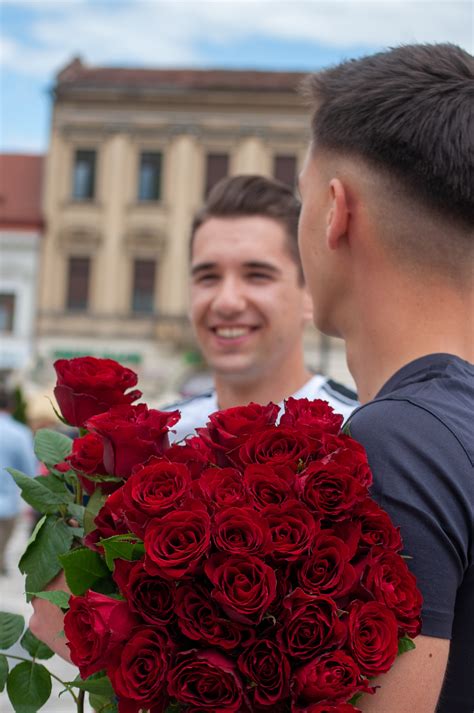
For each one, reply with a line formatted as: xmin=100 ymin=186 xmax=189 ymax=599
xmin=195 ymin=274 xmax=218 ymax=284
xmin=247 ymin=272 xmax=272 ymax=281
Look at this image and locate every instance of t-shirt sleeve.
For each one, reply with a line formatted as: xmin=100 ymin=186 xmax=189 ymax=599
xmin=349 ymin=398 xmax=472 ymax=639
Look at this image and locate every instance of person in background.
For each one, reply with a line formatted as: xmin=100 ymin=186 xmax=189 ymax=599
xmin=0 ymin=385 xmax=37 ymax=575
xmin=168 ymin=173 xmax=358 ymax=441
xmin=298 ymin=43 xmax=473 ymax=713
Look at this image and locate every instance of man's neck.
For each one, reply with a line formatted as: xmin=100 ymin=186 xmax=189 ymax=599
xmin=344 ymin=281 xmax=474 ymax=404
xmin=214 ymin=365 xmax=313 ymax=410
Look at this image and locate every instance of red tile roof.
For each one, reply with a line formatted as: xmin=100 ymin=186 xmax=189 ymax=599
xmin=0 ymin=154 xmax=44 ymax=231
xmin=56 ymin=57 xmax=306 ymax=93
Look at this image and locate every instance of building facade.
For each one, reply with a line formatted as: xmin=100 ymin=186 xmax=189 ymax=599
xmin=37 ymin=58 xmax=353 ymax=399
xmin=0 ymin=155 xmax=43 ymax=376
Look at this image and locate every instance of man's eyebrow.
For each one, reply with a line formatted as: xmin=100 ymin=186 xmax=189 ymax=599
xmin=243 ymin=261 xmax=281 ymax=274
xmin=190 ymin=262 xmax=217 ymax=276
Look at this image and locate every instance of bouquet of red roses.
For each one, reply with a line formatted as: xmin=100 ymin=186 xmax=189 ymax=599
xmin=1 ymin=357 xmax=422 ymax=713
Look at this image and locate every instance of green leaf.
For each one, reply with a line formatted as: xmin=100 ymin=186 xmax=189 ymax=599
xmin=67 ymin=503 xmax=85 ymax=525
xmin=0 ymin=612 xmax=25 ymax=649
xmin=66 ymin=673 xmax=114 ymax=696
xmin=34 ymin=428 xmax=73 ymax=467
xmin=348 ymin=692 xmax=364 ymax=705
xmin=6 ymin=469 xmax=72 ymax=514
xmin=27 ymin=590 xmax=70 ymax=610
xmin=100 ymin=535 xmax=145 ymax=570
xmin=20 ymin=630 xmax=54 ymax=660
xmin=60 ymin=547 xmax=110 ymax=596
xmin=6 ymin=660 xmax=52 ymax=713
xmin=89 ymin=693 xmax=118 ymax=712
xmin=0 ymin=654 xmax=9 ymax=691
xmin=19 ymin=517 xmax=74 ymax=602
xmin=84 ymin=488 xmax=107 ymax=535
xmin=398 ymin=635 xmax=416 ymax=655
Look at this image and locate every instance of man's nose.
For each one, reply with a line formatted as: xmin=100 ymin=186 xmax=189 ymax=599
xmin=212 ymin=277 xmax=246 ymax=316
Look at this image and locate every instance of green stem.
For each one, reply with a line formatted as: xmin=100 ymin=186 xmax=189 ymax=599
xmin=78 ymin=689 xmax=85 ymax=713
xmin=3 ymin=653 xmax=79 ymax=705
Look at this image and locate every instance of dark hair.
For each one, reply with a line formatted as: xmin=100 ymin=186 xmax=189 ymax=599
xmin=190 ymin=175 xmax=304 ymax=283
xmin=0 ymin=386 xmax=14 ymax=411
xmin=303 ymin=43 xmax=474 ymax=228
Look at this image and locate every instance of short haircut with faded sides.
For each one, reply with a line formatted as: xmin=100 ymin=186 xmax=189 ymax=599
xmin=190 ymin=174 xmax=304 ymax=284
xmin=303 ymin=43 xmax=474 ymax=230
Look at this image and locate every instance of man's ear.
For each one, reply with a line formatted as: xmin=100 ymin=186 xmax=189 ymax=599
xmin=326 ymin=178 xmax=349 ymax=250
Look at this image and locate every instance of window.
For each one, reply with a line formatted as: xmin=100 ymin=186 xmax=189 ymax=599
xmin=132 ymin=259 xmax=156 ymax=314
xmin=72 ymin=149 xmax=96 ymax=200
xmin=273 ymin=154 xmax=297 ymax=189
xmin=138 ymin=152 xmax=162 ymax=201
xmin=66 ymin=257 xmax=90 ymax=311
xmin=204 ymin=153 xmax=229 ymax=197
xmin=0 ymin=293 xmax=15 ymax=332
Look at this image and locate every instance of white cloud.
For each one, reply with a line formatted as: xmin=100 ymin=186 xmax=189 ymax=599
xmin=1 ymin=0 xmax=472 ymax=81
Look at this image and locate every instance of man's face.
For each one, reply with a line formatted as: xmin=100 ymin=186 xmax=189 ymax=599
xmin=298 ymin=149 xmax=341 ymax=337
xmin=190 ymin=215 xmax=309 ymax=383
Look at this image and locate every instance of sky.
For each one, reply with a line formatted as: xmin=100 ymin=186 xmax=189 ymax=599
xmin=0 ymin=0 xmax=472 ymax=153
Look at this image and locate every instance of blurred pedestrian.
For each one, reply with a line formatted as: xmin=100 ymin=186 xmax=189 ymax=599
xmin=0 ymin=385 xmax=37 ymax=575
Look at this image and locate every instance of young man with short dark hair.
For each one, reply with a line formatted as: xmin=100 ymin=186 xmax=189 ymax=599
xmin=298 ymin=43 xmax=473 ymax=713
xmin=170 ymin=174 xmax=358 ymax=441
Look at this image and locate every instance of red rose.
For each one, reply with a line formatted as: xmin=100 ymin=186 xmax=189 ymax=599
xmin=239 ymin=427 xmax=311 ymax=471
xmin=113 ymin=559 xmax=174 ymax=626
xmin=84 ymin=487 xmax=129 ymax=550
xmin=54 ymin=356 xmax=141 ymax=427
xmin=198 ymin=467 xmax=250 ymax=508
xmin=65 ymin=432 xmax=115 ymax=495
xmin=280 ymin=589 xmax=346 ymax=661
xmin=298 ymin=461 xmax=368 ymax=520
xmin=175 ymin=584 xmax=251 ymax=650
xmin=86 ymin=404 xmax=180 ymax=479
xmin=347 ymin=600 xmax=399 ymax=676
xmin=244 ymin=464 xmax=295 ymax=509
xmin=296 ymin=532 xmax=356 ymax=599
xmin=319 ymin=434 xmax=372 ymax=488
xmin=262 ymin=500 xmax=318 ymax=561
xmin=238 ymin=639 xmax=290 ymax=707
xmin=205 ymin=553 xmax=277 ymax=624
xmin=164 ymin=442 xmax=211 ymax=479
xmin=280 ymin=398 xmax=343 ymax=437
xmin=293 ymin=651 xmax=370 ymax=706
xmin=108 ymin=628 xmax=170 ymax=713
xmin=363 ymin=549 xmax=422 ymax=637
xmin=121 ymin=458 xmax=192 ymax=537
xmin=168 ymin=650 xmax=244 ymax=712
xmin=64 ymin=591 xmax=137 ymax=678
xmin=144 ymin=503 xmax=211 ymax=579
xmin=355 ymin=498 xmax=403 ymax=552
xmin=213 ymin=506 xmax=271 ymax=556
xmin=198 ymin=402 xmax=280 ymax=464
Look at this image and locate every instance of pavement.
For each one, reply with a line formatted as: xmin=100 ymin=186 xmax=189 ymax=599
xmin=0 ymin=511 xmax=93 ymax=713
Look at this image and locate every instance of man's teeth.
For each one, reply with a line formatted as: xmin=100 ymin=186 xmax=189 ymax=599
xmin=215 ymin=327 xmax=250 ymax=338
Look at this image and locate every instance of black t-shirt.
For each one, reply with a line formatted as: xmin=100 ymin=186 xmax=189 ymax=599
xmin=347 ymin=354 xmax=474 ymax=713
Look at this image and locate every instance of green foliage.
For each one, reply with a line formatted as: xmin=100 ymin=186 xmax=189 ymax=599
xmin=19 ymin=517 xmax=74 ymax=602
xmin=100 ymin=534 xmax=145 ymax=571
xmin=398 ymin=635 xmax=416 ymax=655
xmin=0 ymin=612 xmax=25 ymax=649
xmin=89 ymin=693 xmax=118 ymax=712
xmin=12 ymin=385 xmax=28 ymax=424
xmin=34 ymin=428 xmax=73 ymax=467
xmin=6 ymin=660 xmax=52 ymax=713
xmin=0 ymin=653 xmax=8 ymax=691
xmin=84 ymin=488 xmax=107 ymax=534
xmin=60 ymin=547 xmax=110 ymax=595
xmin=66 ymin=673 xmax=114 ymax=696
xmin=20 ymin=629 xmax=54 ymax=660
xmin=27 ymin=590 xmax=70 ymax=610
xmin=7 ymin=469 xmax=73 ymax=514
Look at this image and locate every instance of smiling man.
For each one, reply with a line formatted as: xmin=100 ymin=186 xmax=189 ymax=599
xmin=169 ymin=174 xmax=358 ymax=441
xmin=298 ymin=44 xmax=473 ymax=713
